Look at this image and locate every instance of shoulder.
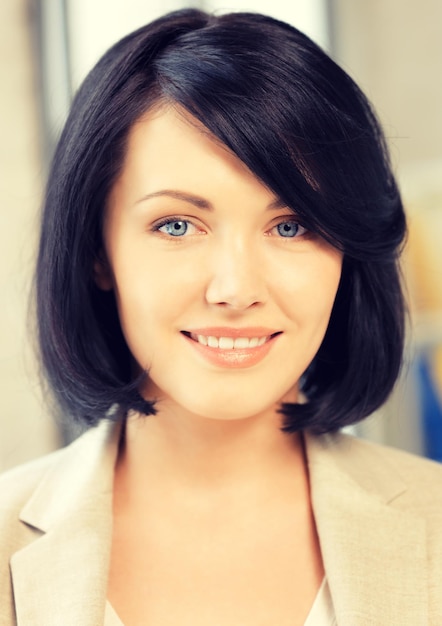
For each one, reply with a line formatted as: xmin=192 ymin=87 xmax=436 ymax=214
xmin=0 ymin=443 xmax=75 ymax=570
xmin=0 ymin=447 xmax=67 ymax=621
xmin=359 ymin=436 xmax=442 ymax=514
xmin=335 ymin=434 xmax=442 ymax=616
xmin=0 ymin=421 xmax=118 ymax=624
xmin=0 ymin=447 xmax=66 ymax=519
xmin=307 ymin=430 xmax=442 ymax=513
xmin=0 ymin=420 xmax=118 ymax=522
xmin=341 ymin=432 xmax=442 ymax=483
xmin=0 ymin=421 xmax=118 ymax=610
xmin=0 ymin=422 xmax=113 ymax=547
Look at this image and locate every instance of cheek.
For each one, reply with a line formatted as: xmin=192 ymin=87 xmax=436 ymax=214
xmin=110 ymin=257 xmax=200 ymax=366
xmin=109 ymin=265 xmax=159 ymax=364
xmin=272 ymin=248 xmax=342 ymax=325
xmin=310 ymin=260 xmax=342 ymax=327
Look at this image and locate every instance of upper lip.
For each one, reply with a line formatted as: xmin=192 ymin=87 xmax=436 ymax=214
xmin=182 ymin=327 xmax=280 ymax=338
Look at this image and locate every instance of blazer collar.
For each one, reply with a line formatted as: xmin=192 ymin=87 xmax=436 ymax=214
xmin=305 ymin=431 xmax=428 ymax=625
xmin=11 ymin=420 xmax=121 ymax=626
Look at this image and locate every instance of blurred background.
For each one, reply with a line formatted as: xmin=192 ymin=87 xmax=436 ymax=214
xmin=1 ymin=0 xmax=441 ymax=471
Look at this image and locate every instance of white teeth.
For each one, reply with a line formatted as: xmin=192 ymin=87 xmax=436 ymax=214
xmin=207 ymin=336 xmax=218 ymax=348
xmin=197 ymin=334 xmax=208 ymax=346
xmin=234 ymin=337 xmax=250 ymax=349
xmin=219 ymin=336 xmax=234 ymax=349
xmin=192 ymin=334 xmax=271 ymax=349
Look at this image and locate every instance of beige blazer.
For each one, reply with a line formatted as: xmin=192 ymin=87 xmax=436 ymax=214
xmin=0 ymin=420 xmax=441 ymax=625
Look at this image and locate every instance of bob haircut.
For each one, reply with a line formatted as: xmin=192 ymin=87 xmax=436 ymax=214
xmin=36 ymin=9 xmax=406 ymax=434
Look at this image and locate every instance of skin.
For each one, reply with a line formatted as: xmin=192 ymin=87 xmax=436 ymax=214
xmin=97 ymin=104 xmax=343 ymax=626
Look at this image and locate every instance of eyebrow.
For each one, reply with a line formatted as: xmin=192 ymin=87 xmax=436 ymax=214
xmin=136 ymin=189 xmax=289 ymax=211
xmin=267 ymin=197 xmax=289 ymax=210
xmin=136 ymin=190 xmax=213 ymax=210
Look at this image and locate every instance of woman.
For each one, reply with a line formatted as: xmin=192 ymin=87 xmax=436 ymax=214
xmin=1 ymin=9 xmax=441 ymax=625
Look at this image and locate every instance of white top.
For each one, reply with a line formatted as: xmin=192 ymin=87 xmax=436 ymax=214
xmin=105 ymin=578 xmax=337 ymax=625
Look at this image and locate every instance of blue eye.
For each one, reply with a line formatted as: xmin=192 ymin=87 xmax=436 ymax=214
xmin=158 ymin=220 xmax=189 ymax=236
xmin=276 ymin=221 xmax=303 ymax=238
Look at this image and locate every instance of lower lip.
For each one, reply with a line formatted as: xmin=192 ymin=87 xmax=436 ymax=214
xmin=182 ymin=333 xmax=279 ymax=368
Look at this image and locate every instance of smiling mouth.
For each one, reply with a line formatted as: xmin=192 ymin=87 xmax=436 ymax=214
xmin=181 ymin=332 xmax=281 ymax=350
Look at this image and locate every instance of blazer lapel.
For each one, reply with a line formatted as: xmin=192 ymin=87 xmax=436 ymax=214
xmin=305 ymin=432 xmax=428 ymax=625
xmin=10 ymin=420 xmax=121 ymax=626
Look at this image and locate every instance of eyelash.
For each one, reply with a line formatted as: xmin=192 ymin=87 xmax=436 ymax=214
xmin=151 ymin=216 xmax=308 ymax=239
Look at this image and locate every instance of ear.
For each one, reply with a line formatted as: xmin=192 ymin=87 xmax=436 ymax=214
xmin=93 ymin=252 xmax=114 ymax=291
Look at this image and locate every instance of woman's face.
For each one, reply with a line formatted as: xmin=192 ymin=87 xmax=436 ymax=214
xmin=98 ymin=106 xmax=342 ymax=422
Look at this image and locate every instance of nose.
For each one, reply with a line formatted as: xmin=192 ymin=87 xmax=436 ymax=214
xmin=205 ymin=236 xmax=267 ymax=310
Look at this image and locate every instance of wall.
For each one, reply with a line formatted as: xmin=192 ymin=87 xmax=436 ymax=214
xmin=0 ymin=0 xmax=59 ymax=471
xmin=333 ymin=0 xmax=442 ymax=455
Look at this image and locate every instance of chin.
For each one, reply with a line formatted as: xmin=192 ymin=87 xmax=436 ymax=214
xmin=174 ymin=395 xmax=290 ymax=424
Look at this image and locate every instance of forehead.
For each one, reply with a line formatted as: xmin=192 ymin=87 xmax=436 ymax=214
xmin=125 ymin=104 xmax=246 ymax=173
xmin=111 ymin=104 xmax=277 ymax=207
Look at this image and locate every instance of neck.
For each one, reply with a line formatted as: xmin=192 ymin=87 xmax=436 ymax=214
xmin=115 ymin=403 xmax=308 ymax=505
